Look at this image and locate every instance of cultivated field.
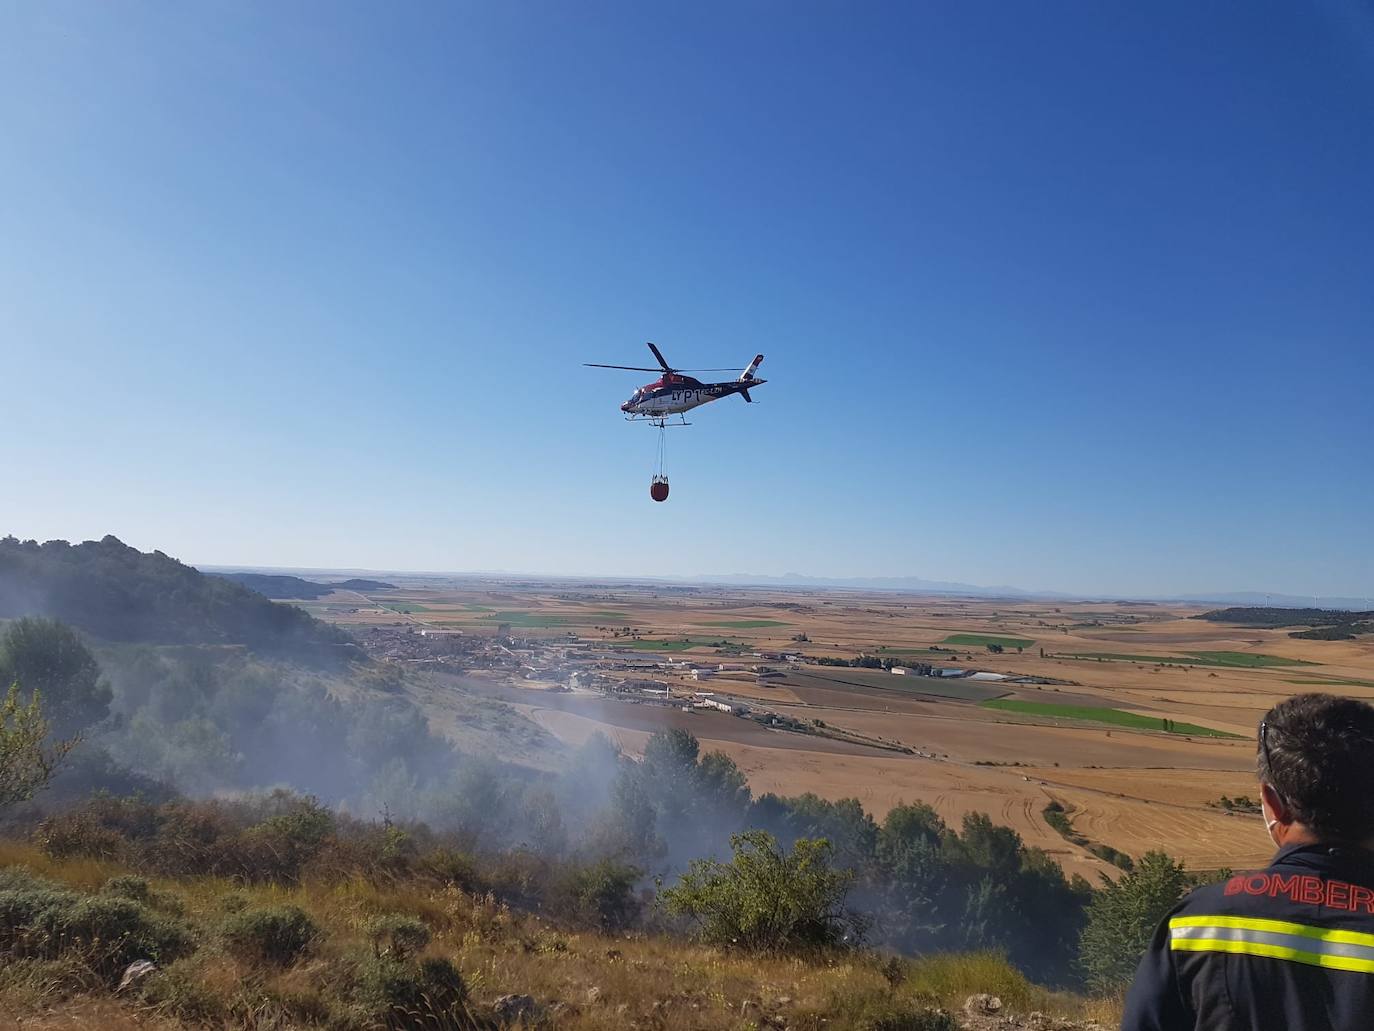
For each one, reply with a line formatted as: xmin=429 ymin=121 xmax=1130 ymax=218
xmin=305 ymin=579 xmax=1374 ymax=882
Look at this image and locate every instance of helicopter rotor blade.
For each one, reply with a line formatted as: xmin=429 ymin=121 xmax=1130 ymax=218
xmin=584 ymin=364 xmax=664 ymax=372
xmin=646 ymin=341 xmax=672 ymax=371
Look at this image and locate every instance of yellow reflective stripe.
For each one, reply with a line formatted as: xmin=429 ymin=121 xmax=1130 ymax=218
xmin=1169 ymin=914 xmax=1374 ymax=949
xmin=1171 ymin=936 xmax=1374 ymax=974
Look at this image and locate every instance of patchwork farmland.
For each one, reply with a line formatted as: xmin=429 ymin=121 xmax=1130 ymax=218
xmin=303 ymin=578 xmax=1374 ymax=881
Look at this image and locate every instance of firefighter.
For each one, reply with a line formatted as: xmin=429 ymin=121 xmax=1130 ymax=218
xmin=1123 ymin=693 xmax=1374 ymax=1029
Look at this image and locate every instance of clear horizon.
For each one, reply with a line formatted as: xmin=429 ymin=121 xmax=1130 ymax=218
xmin=4 ymin=3 xmax=1371 ymax=598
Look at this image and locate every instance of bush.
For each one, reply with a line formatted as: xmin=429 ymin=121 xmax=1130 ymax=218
xmin=418 ymin=848 xmax=482 ymax=891
xmin=221 ymin=905 xmax=318 ymax=966
xmin=661 ymin=830 xmax=864 ymax=953
xmin=1079 ymin=851 xmax=1190 ymax=992
xmin=365 ymin=913 xmax=432 ymax=960
xmin=36 ymin=807 xmax=129 ymax=861
xmin=136 ymin=959 xmax=227 ymax=1023
xmin=101 ymin=875 xmax=151 ymax=903
xmin=354 ymin=954 xmax=469 ymax=1029
xmin=556 ymin=860 xmax=641 ymax=931
xmin=0 ymin=885 xmax=195 ymax=980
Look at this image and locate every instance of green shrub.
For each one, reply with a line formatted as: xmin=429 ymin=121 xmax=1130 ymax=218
xmin=0 ymin=867 xmax=58 ymax=893
xmin=0 ymin=885 xmax=195 ymax=980
xmin=1079 ymin=851 xmax=1190 ymax=992
xmin=661 ymin=830 xmax=864 ymax=953
xmin=556 ymin=859 xmax=641 ymax=931
xmin=354 ymin=954 xmax=469 ymax=1029
xmin=365 ymin=913 xmax=432 ymax=960
xmin=221 ymin=905 xmax=318 ymax=966
xmin=0 ymin=885 xmax=73 ymax=952
xmin=136 ymin=959 xmax=227 ymax=1023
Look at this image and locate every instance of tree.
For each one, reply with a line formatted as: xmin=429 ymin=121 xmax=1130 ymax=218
xmin=874 ymin=803 xmax=950 ymax=950
xmin=0 ymin=618 xmax=111 ymax=738
xmin=661 ymin=829 xmax=864 ymax=953
xmin=1 ymin=683 xmax=77 ymax=807
xmin=1079 ymin=851 xmax=1190 ymax=992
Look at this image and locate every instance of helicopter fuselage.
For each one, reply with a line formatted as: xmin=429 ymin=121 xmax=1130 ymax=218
xmin=621 ymin=374 xmax=765 ymax=417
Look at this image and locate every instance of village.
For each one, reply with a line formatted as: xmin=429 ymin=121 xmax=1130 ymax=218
xmin=347 ymin=620 xmax=1052 ymax=757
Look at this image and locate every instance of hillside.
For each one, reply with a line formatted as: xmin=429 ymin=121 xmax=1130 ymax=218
xmin=0 ymin=801 xmax=1112 ymax=1031
xmin=0 ymin=536 xmax=358 ymax=658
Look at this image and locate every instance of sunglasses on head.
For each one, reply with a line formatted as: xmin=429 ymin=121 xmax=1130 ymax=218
xmin=1260 ymin=719 xmax=1285 ymax=803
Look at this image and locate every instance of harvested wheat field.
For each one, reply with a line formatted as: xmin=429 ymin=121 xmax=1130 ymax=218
xmin=311 ymin=580 xmax=1374 ymax=881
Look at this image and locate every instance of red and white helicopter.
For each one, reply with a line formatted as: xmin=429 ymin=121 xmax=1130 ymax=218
xmin=586 ymin=343 xmax=766 ymax=501
xmin=586 ymin=342 xmax=765 ymax=425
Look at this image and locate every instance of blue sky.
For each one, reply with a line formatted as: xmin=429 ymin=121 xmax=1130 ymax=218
xmin=2 ymin=2 xmax=1371 ymax=597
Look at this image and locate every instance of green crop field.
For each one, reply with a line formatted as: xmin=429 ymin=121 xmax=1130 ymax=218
xmin=695 ymin=619 xmax=791 ymax=628
xmin=462 ymin=604 xmax=495 ymax=612
xmin=1056 ymin=651 xmax=1315 ymax=668
xmin=1186 ymin=650 xmax=1315 ymax=667
xmin=789 ymin=669 xmax=1009 ymax=702
xmin=382 ymin=601 xmax=432 ymax=613
xmin=611 ymin=638 xmax=742 ymax=652
xmin=1285 ymin=677 xmax=1374 ymax=689
xmin=942 ymin=633 xmax=1035 ymax=649
xmin=981 ymin=699 xmax=1242 ymax=737
xmin=479 ymin=610 xmax=631 ymax=628
xmin=480 ymin=611 xmax=576 ymax=628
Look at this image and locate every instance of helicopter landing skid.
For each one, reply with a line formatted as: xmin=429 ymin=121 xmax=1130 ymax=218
xmin=628 ymin=415 xmax=692 ymax=427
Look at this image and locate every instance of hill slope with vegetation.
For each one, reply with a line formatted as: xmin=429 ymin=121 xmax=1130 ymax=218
xmin=0 ymin=789 xmax=1120 ymax=1031
xmin=0 ymin=536 xmax=357 ymax=658
xmin=0 ymin=536 xmax=1204 ymax=1028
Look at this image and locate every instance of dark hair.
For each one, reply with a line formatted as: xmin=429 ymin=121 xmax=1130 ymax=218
xmin=1259 ymin=694 xmax=1374 ymax=842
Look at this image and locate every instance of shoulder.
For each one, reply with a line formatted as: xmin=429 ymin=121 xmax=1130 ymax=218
xmin=1170 ymin=876 xmax=1241 ymax=917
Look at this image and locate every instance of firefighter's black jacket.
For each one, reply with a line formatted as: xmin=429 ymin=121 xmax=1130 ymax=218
xmin=1123 ymin=842 xmax=1374 ymax=1030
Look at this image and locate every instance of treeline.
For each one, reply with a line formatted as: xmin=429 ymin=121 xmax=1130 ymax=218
xmin=0 ymin=536 xmax=357 ymax=659
xmin=208 ymin=572 xmax=397 ymax=600
xmin=1195 ymin=606 xmax=1373 ymax=640
xmin=812 ymin=654 xmax=943 ymax=670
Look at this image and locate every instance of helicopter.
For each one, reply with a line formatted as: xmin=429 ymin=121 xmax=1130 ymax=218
xmin=585 ymin=343 xmax=766 ymax=501
xmin=586 ymin=342 xmax=765 ymax=424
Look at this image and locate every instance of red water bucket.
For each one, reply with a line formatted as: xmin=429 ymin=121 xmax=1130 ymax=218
xmin=650 ymin=477 xmax=669 ymax=502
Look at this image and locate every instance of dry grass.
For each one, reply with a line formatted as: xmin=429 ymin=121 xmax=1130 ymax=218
xmin=0 ymin=842 xmax=1107 ymax=1030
